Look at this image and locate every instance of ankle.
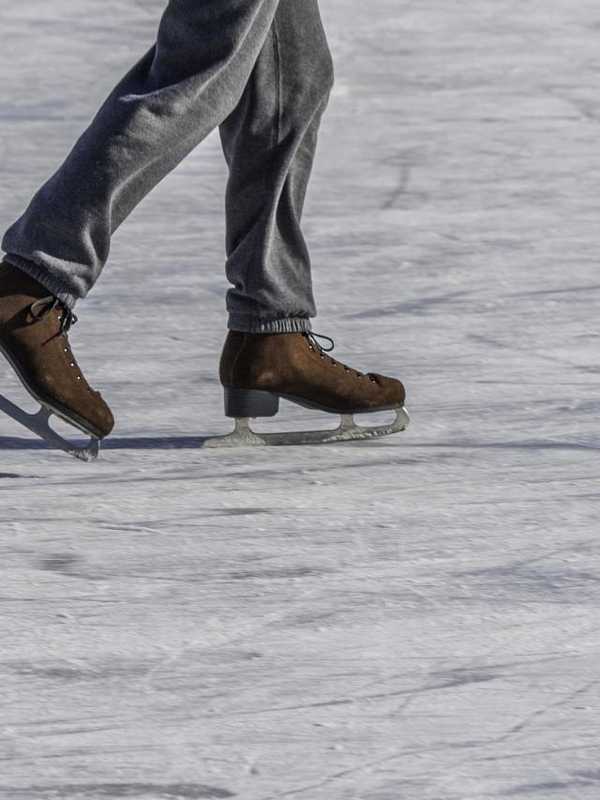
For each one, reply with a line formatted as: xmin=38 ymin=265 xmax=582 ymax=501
xmin=0 ymin=258 xmax=51 ymax=299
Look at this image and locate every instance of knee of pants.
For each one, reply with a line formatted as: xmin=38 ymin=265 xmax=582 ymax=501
xmin=276 ymin=0 xmax=335 ymax=104
xmin=287 ymin=49 xmax=335 ymax=120
xmin=316 ymin=51 xmax=336 ymax=100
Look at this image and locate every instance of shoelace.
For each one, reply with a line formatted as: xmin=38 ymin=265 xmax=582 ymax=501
xmin=304 ymin=331 xmax=373 ymax=380
xmin=306 ymin=331 xmax=335 ymax=353
xmin=30 ymin=296 xmax=78 ymax=336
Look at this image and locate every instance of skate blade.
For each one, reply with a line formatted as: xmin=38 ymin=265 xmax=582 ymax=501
xmin=204 ymin=407 xmax=410 ymax=448
xmin=0 ymin=343 xmax=100 ymax=460
xmin=0 ymin=392 xmax=99 ymax=461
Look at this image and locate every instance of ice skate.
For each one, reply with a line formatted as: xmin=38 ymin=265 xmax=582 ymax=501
xmin=0 ymin=260 xmax=114 ymax=460
xmin=205 ymin=330 xmax=409 ymax=447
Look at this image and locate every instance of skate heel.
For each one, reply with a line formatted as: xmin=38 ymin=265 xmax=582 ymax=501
xmin=224 ymin=386 xmax=280 ymax=418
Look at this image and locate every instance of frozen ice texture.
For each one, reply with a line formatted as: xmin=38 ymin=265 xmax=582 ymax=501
xmin=0 ymin=1 xmax=599 ymax=798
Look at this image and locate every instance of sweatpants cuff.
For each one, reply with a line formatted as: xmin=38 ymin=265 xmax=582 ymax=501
xmin=2 ymin=253 xmax=79 ymax=310
xmin=227 ymin=313 xmax=313 ymax=334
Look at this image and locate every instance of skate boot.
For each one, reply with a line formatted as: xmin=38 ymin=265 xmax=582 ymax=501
xmin=0 ymin=260 xmax=114 ymax=459
xmin=207 ymin=330 xmax=409 ymax=447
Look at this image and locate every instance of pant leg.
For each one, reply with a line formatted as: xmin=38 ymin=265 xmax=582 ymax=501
xmin=219 ymin=0 xmax=335 ymax=333
xmin=1 ymin=0 xmax=281 ymax=310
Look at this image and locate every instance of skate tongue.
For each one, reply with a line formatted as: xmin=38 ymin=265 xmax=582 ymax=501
xmin=30 ymin=296 xmax=78 ymax=334
xmin=306 ymin=331 xmax=335 ymax=352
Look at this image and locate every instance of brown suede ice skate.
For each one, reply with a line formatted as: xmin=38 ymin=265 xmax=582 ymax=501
xmin=219 ymin=330 xmax=406 ymax=419
xmin=0 ymin=260 xmax=114 ymax=439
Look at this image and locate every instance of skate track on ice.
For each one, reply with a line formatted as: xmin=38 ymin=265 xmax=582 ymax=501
xmin=1 ymin=1 xmax=600 ymax=798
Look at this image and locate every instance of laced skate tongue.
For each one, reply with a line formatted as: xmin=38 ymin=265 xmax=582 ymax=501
xmin=28 ymin=295 xmax=90 ymax=383
xmin=304 ymin=331 xmax=365 ymax=378
xmin=30 ymin=296 xmax=78 ymax=336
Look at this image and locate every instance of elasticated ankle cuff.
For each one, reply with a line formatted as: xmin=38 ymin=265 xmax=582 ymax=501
xmin=228 ymin=313 xmax=313 ymax=334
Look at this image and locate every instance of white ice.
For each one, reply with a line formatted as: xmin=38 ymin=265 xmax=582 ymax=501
xmin=1 ymin=1 xmax=599 ymax=798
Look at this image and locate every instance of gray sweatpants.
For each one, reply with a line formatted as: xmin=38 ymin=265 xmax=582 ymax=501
xmin=1 ymin=0 xmax=335 ymax=333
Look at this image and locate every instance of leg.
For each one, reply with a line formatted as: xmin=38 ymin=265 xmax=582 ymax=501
xmin=219 ymin=0 xmax=335 ymax=333
xmin=1 ymin=0 xmax=282 ymax=309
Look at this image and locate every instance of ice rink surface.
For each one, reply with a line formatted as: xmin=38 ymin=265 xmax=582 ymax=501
xmin=1 ymin=1 xmax=600 ymax=798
